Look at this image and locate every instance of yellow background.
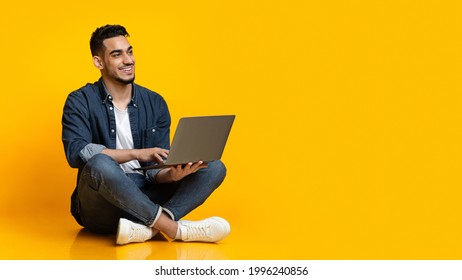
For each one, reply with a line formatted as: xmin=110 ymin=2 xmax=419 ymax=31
xmin=1 ymin=0 xmax=462 ymax=259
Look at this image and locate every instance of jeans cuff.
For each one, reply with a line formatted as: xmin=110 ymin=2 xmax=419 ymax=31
xmin=149 ymin=206 xmax=163 ymax=227
xmin=162 ymin=208 xmax=176 ymax=221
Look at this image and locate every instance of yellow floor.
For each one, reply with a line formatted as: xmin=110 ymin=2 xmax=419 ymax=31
xmin=0 ymin=211 xmax=303 ymax=260
xmin=3 ymin=205 xmax=462 ymax=260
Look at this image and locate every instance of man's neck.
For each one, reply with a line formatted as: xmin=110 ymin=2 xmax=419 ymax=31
xmin=102 ymin=77 xmax=132 ymax=102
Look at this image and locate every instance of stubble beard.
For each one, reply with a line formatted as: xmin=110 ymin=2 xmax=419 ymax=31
xmin=115 ymin=75 xmax=135 ymax=85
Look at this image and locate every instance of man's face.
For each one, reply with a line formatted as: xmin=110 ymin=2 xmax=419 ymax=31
xmin=98 ymin=35 xmax=135 ymax=85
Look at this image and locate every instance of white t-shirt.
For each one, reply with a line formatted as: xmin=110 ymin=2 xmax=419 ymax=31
xmin=114 ymin=106 xmax=142 ymax=173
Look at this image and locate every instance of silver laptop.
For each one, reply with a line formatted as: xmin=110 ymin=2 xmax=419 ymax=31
xmin=134 ymin=115 xmax=235 ymax=170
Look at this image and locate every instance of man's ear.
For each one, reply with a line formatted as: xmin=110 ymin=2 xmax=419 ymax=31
xmin=92 ymin=56 xmax=104 ymax=69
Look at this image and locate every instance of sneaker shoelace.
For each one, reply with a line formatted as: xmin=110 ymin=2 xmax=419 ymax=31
xmin=129 ymin=225 xmax=151 ymax=242
xmin=184 ymin=223 xmax=212 ymax=240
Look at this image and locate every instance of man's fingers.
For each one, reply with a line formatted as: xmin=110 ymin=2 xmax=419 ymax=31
xmin=172 ymin=164 xmax=182 ymax=172
xmin=153 ymin=153 xmax=164 ymax=163
xmin=152 ymin=148 xmax=169 ymax=163
xmin=190 ymin=161 xmax=208 ymax=172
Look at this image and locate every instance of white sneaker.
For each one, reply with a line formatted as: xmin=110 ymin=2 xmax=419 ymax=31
xmin=177 ymin=216 xmax=230 ymax=242
xmin=116 ymin=218 xmax=153 ymax=245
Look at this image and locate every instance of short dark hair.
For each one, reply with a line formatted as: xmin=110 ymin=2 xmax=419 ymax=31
xmin=90 ymin=24 xmax=129 ymax=56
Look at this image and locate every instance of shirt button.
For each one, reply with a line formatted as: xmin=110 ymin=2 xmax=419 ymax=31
xmin=111 ymin=129 xmax=115 ymax=133
xmin=109 ymin=106 xmax=113 ymax=110
xmin=152 ymin=128 xmax=156 ymax=132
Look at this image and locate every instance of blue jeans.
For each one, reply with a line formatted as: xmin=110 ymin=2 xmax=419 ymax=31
xmin=76 ymin=154 xmax=226 ymax=234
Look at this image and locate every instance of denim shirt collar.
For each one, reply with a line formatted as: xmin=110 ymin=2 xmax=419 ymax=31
xmin=97 ymin=78 xmax=138 ymax=107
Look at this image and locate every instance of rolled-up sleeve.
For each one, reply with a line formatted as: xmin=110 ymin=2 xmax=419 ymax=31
xmin=145 ymin=168 xmax=162 ymax=182
xmin=79 ymin=143 xmax=106 ymax=162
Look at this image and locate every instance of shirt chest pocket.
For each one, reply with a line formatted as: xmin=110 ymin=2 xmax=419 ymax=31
xmin=143 ymin=126 xmax=159 ymax=148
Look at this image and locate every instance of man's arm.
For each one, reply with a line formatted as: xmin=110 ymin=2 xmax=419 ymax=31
xmin=62 ymin=91 xmax=94 ymax=168
xmin=101 ymin=147 xmax=169 ymax=164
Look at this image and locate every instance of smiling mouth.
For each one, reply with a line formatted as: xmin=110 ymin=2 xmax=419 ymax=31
xmin=120 ymin=66 xmax=134 ymax=74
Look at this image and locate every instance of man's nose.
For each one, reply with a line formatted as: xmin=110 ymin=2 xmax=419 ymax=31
xmin=123 ymin=53 xmax=134 ymax=64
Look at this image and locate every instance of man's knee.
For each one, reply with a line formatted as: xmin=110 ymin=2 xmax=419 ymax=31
xmin=85 ymin=153 xmax=118 ymax=172
xmin=207 ymin=160 xmax=227 ymax=184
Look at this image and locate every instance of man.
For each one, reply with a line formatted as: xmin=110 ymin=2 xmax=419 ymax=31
xmin=62 ymin=24 xmax=230 ymax=245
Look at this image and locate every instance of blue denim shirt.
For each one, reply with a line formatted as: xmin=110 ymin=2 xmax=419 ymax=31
xmin=62 ymin=78 xmax=171 ymax=177
xmin=62 ymin=78 xmax=171 ymax=224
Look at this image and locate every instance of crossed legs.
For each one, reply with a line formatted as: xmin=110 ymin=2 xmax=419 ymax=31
xmin=76 ymin=154 xmax=230 ymax=244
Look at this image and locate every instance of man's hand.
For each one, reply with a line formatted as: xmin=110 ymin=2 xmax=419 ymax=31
xmin=135 ymin=148 xmax=169 ymax=163
xmin=156 ymin=161 xmax=208 ymax=183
